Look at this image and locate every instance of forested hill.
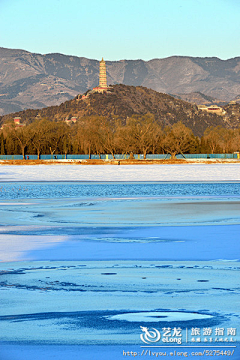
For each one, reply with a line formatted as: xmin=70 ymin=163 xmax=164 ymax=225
xmin=1 ymin=84 xmax=239 ymax=136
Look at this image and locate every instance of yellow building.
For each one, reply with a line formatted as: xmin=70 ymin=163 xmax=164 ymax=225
xmin=198 ymin=104 xmax=226 ymax=115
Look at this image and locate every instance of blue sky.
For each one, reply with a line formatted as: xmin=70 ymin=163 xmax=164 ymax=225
xmin=0 ymin=0 xmax=239 ymax=60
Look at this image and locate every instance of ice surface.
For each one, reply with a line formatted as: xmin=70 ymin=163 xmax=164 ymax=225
xmin=1 ymin=181 xmax=240 ymax=199
xmin=0 ymin=177 xmax=239 ymax=360
xmin=0 ymin=261 xmax=239 ymax=339
xmin=0 ymin=192 xmax=239 ymax=261
xmin=0 ymin=260 xmax=239 ymax=360
xmin=0 ymin=164 xmax=240 ymax=182
xmin=0 ymin=234 xmax=67 ymax=261
xmin=107 ymin=311 xmax=213 ymax=322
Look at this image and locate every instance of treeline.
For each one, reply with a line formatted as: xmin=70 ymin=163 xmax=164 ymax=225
xmin=0 ymin=114 xmax=239 ymax=159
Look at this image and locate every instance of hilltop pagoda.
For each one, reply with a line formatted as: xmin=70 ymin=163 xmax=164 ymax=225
xmin=93 ymin=58 xmax=108 ymax=93
xmin=80 ymin=58 xmax=110 ymax=99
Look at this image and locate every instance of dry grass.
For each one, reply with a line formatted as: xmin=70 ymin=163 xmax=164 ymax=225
xmin=0 ymin=160 xmax=61 ymax=165
xmin=0 ymin=158 xmax=238 ymax=166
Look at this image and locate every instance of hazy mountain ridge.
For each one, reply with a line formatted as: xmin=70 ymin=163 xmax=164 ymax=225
xmin=171 ymin=92 xmax=228 ymax=106
xmin=1 ymin=47 xmax=240 ymax=115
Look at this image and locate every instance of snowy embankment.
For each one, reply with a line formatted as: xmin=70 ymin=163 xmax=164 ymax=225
xmin=0 ymin=164 xmax=240 ymax=182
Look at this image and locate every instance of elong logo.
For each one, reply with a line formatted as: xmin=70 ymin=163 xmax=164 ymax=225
xmin=140 ymin=326 xmax=161 ymax=344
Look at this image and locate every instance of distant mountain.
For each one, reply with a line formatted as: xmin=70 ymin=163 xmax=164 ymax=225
xmin=233 ymin=94 xmax=240 ymax=103
xmin=0 ymin=47 xmax=240 ymax=115
xmin=171 ymin=92 xmax=228 ymax=106
xmin=1 ymin=84 xmax=239 ymax=137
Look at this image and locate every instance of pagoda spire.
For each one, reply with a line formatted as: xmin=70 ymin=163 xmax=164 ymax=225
xmin=99 ymin=58 xmax=107 ymax=88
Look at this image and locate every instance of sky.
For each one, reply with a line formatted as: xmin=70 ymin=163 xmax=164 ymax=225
xmin=0 ymin=0 xmax=239 ymax=61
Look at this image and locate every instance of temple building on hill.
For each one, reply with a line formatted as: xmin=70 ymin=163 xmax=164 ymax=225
xmin=80 ymin=58 xmax=110 ymax=100
xmin=197 ymin=104 xmax=226 ymax=116
xmin=1 ymin=117 xmax=25 ymax=130
xmin=92 ymin=58 xmax=109 ymax=93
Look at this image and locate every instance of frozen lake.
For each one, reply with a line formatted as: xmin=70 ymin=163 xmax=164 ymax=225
xmin=0 ymin=174 xmax=239 ymax=359
xmin=0 ymin=163 xmax=240 ymax=182
xmin=0 ymin=260 xmax=239 ymax=359
xmin=0 ymin=182 xmax=240 ymax=262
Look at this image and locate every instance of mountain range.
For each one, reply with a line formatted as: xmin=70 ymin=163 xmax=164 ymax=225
xmin=0 ymin=47 xmax=240 ymax=115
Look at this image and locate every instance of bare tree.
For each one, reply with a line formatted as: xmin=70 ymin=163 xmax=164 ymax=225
xmin=115 ymin=114 xmax=162 ymax=158
xmin=78 ymin=116 xmax=104 ymax=159
xmin=203 ymin=126 xmax=224 ymax=154
xmin=231 ymin=128 xmax=240 ymax=153
xmin=100 ymin=119 xmax=120 ymax=159
xmin=47 ymin=122 xmax=70 ymax=157
xmin=217 ymin=128 xmax=237 ymax=153
xmin=7 ymin=125 xmax=32 ymax=159
xmin=29 ymin=119 xmax=51 ymax=159
xmin=162 ymin=121 xmax=197 ymax=158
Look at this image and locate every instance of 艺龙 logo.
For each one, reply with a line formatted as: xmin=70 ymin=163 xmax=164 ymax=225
xmin=140 ymin=326 xmax=161 ymax=344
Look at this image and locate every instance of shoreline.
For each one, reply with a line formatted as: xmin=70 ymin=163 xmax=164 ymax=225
xmin=1 ymin=158 xmax=240 ymax=165
xmin=0 ymin=163 xmax=239 ymax=181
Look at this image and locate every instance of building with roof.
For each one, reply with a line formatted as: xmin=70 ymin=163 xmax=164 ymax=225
xmin=198 ymin=104 xmax=226 ymax=115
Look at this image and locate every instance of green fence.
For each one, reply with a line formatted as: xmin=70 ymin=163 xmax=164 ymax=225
xmin=0 ymin=153 xmax=238 ymax=160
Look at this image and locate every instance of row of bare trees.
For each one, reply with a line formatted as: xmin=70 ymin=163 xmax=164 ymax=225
xmin=0 ymin=115 xmax=239 ymax=159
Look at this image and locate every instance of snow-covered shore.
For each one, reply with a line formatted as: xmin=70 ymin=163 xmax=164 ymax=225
xmin=0 ymin=164 xmax=240 ymax=182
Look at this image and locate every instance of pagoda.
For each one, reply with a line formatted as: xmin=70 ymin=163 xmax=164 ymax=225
xmin=93 ymin=58 xmax=108 ymax=93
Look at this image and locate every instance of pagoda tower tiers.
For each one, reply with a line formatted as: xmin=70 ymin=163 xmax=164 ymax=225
xmin=99 ymin=58 xmax=107 ymax=88
xmin=92 ymin=58 xmax=108 ymax=93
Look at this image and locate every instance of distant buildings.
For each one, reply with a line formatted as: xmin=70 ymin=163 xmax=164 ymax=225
xmin=13 ymin=117 xmax=25 ymax=126
xmin=1 ymin=117 xmax=25 ymax=130
xmin=198 ymin=104 xmax=226 ymax=115
xmin=65 ymin=116 xmax=77 ymax=125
